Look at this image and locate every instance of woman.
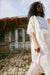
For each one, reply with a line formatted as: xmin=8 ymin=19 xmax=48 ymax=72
xmin=27 ymin=1 xmax=50 ymax=75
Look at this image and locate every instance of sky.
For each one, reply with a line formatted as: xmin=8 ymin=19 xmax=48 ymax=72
xmin=0 ymin=0 xmax=50 ymax=19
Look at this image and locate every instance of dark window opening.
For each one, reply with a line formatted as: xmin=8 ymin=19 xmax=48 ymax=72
xmin=18 ymin=28 xmax=22 ymax=42
xmin=0 ymin=30 xmax=5 ymax=44
xmin=25 ymin=28 xmax=30 ymax=41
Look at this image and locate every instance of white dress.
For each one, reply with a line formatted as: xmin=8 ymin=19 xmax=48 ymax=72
xmin=27 ymin=15 xmax=50 ymax=75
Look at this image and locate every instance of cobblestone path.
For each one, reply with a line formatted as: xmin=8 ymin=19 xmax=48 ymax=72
xmin=0 ymin=52 xmax=32 ymax=75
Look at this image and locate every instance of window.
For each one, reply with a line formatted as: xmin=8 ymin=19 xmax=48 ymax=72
xmin=0 ymin=30 xmax=5 ymax=44
xmin=18 ymin=28 xmax=22 ymax=42
xmin=25 ymin=28 xmax=30 ymax=41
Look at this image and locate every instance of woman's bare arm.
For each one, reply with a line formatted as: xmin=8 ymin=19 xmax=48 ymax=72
xmin=31 ymin=32 xmax=40 ymax=53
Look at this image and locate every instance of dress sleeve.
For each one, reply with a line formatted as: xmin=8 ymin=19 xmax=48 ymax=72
xmin=26 ymin=16 xmax=35 ymax=37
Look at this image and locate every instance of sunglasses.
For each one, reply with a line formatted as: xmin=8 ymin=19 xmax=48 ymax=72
xmin=37 ymin=4 xmax=42 ymax=8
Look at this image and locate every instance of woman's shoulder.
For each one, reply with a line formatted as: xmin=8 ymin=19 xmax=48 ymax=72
xmin=29 ymin=15 xmax=36 ymax=20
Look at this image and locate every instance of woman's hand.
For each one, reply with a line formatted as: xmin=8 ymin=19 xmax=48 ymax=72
xmin=34 ymin=43 xmax=40 ymax=53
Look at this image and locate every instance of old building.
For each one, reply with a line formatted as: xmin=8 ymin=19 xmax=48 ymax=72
xmin=0 ymin=16 xmax=31 ymax=53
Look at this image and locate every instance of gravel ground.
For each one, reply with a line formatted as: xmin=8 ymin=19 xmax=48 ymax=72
xmin=0 ymin=52 xmax=32 ymax=75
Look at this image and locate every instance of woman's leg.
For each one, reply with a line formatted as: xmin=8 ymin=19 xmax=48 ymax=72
xmin=27 ymin=61 xmax=44 ymax=75
xmin=27 ymin=62 xmax=38 ymax=75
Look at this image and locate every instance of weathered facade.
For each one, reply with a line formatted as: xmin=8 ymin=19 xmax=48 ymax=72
xmin=0 ymin=16 xmax=31 ymax=53
xmin=0 ymin=30 xmax=9 ymax=53
xmin=0 ymin=16 xmax=50 ymax=54
xmin=9 ymin=27 xmax=31 ymax=53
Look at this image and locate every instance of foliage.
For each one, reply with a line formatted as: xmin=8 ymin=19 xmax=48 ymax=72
xmin=0 ymin=17 xmax=28 ymax=31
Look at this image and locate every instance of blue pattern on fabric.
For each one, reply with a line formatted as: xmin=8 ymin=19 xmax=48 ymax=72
xmin=37 ymin=16 xmax=48 ymax=30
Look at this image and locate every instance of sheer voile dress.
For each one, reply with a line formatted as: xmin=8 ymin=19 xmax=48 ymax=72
xmin=27 ymin=15 xmax=50 ymax=75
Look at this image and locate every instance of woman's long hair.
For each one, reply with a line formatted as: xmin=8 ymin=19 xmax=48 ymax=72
xmin=28 ymin=1 xmax=45 ymax=19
